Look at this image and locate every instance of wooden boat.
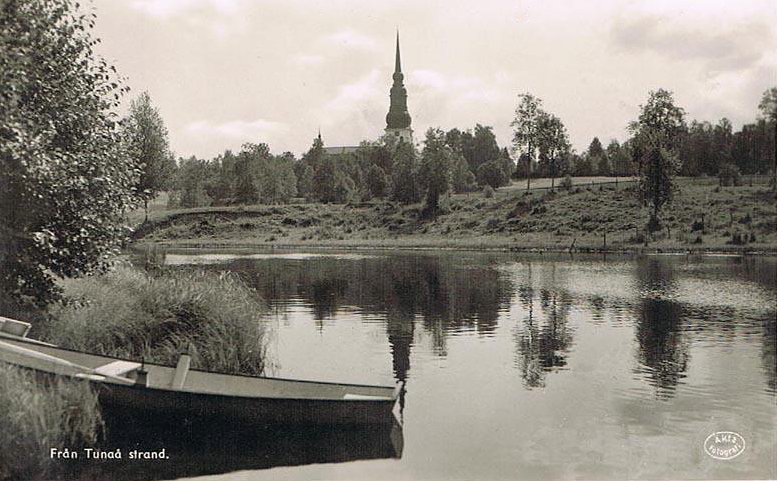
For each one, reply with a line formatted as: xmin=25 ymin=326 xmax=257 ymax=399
xmin=0 ymin=317 xmax=401 ymax=426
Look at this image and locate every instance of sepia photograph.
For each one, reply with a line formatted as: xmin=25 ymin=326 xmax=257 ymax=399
xmin=0 ymin=0 xmax=775 ymax=480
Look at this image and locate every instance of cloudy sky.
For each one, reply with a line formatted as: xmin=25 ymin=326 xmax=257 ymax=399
xmin=91 ymin=0 xmax=776 ymax=159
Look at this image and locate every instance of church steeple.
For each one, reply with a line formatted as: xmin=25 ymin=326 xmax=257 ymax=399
xmin=394 ymin=31 xmax=402 ymax=74
xmin=385 ymin=31 xmax=412 ymax=142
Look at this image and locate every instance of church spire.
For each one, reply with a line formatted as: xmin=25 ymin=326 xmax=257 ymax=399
xmin=386 ymin=30 xmax=412 ymax=138
xmin=395 ymin=30 xmax=402 ymax=74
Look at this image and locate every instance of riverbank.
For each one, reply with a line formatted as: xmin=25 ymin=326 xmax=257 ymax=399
xmin=1 ymin=265 xmax=271 ymax=480
xmin=133 ymin=184 xmax=777 ymax=254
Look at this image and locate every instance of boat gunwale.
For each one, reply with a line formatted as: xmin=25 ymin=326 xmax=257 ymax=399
xmin=0 ymin=335 xmax=399 ymax=401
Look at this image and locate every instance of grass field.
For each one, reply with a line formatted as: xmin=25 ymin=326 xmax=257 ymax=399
xmin=132 ymin=180 xmax=776 ymax=253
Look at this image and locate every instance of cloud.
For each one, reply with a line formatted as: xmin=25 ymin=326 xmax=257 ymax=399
xmin=292 ymin=54 xmax=326 ymax=66
xmin=185 ymin=119 xmax=286 ymax=139
xmin=131 ymin=0 xmax=244 ymax=17
xmin=325 ymin=69 xmax=382 ymax=111
xmin=610 ymin=13 xmax=774 ymax=74
xmin=325 ymin=29 xmax=378 ymax=51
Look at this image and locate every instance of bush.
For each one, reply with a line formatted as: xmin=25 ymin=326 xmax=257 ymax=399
xmin=718 ymin=162 xmax=741 ymax=187
xmin=0 ymin=364 xmax=102 ymax=480
xmin=44 ymin=265 xmax=270 ymax=375
xmin=560 ymin=175 xmax=573 ymax=191
xmin=483 ymin=185 xmax=495 ymax=198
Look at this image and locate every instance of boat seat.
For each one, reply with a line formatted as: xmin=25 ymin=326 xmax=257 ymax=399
xmin=171 ymin=354 xmax=191 ymax=389
xmin=343 ymin=393 xmax=391 ymax=400
xmin=94 ymin=360 xmax=141 ymax=377
xmin=0 ymin=317 xmax=31 ymax=337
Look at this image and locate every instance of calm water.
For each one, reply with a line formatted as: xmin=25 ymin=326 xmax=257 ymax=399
xmin=127 ymin=251 xmax=777 ymax=480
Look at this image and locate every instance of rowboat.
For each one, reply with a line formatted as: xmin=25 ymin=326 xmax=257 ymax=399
xmin=0 ymin=317 xmax=401 ymax=427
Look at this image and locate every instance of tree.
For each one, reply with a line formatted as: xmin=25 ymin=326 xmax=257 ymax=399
xmin=628 ymin=89 xmax=686 ymax=229
xmin=758 ymin=87 xmax=777 ymax=185
xmin=124 ymin=91 xmax=175 ymax=221
xmin=1 ymin=0 xmax=138 ymax=306
xmin=178 ymin=157 xmax=211 ymax=208
xmin=295 ymin=162 xmax=314 ymax=200
xmin=390 ymin=141 xmax=419 ymax=203
xmin=606 ymin=139 xmax=631 ymax=180
xmin=536 ymin=113 xmax=570 ymax=190
xmin=511 ymin=93 xmax=544 ymax=190
xmin=451 ymin=154 xmax=476 ymax=193
xmin=312 ymin=156 xmax=354 ymax=203
xmin=477 ymin=160 xmax=509 ymax=189
xmin=418 ymin=128 xmax=452 ymax=212
xmin=498 ymin=148 xmax=515 ymax=181
xmin=366 ymin=164 xmax=389 ymax=199
xmin=470 ymin=124 xmax=501 ymax=173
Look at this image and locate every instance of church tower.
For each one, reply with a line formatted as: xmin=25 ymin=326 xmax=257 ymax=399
xmin=385 ymin=31 xmax=413 ymax=143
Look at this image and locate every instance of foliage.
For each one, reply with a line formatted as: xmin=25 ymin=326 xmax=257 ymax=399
xmin=451 ymin=154 xmax=477 ymax=193
xmin=366 ymin=164 xmax=389 ymax=199
xmin=0 ymin=364 xmax=102 ymax=480
xmin=0 ymin=0 xmax=139 ymax=307
xmin=419 ymin=128 xmax=453 ymax=212
xmin=560 ymin=174 xmax=573 ymax=191
xmin=391 ymin=141 xmax=420 ymax=203
xmin=718 ymin=162 xmax=741 ymax=186
xmin=606 ymin=139 xmax=632 ymax=177
xmin=536 ymin=113 xmax=570 ymax=185
xmin=178 ymin=156 xmax=212 ymax=208
xmin=469 ymin=124 xmax=501 ymax=173
xmin=295 ymin=161 xmax=314 ymax=200
xmin=498 ymin=147 xmax=515 ymax=180
xmin=510 ymin=93 xmax=544 ymax=177
xmin=477 ymin=159 xmax=509 ymax=189
xmin=44 ymin=265 xmax=270 ymax=375
xmin=482 ymin=185 xmax=495 ymax=198
xmin=312 ymin=156 xmax=355 ymax=203
xmin=124 ymin=91 xmax=175 ymax=220
xmin=629 ymin=89 xmax=686 ymax=225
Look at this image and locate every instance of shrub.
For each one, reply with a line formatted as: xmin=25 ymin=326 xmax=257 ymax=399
xmin=44 ymin=265 xmax=269 ymax=375
xmin=483 ymin=185 xmax=495 ymax=198
xmin=0 ymin=365 xmax=102 ymax=480
xmin=718 ymin=162 xmax=741 ymax=187
xmin=560 ymin=175 xmax=573 ymax=191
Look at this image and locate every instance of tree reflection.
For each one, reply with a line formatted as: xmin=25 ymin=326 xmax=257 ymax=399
xmin=220 ymin=254 xmax=513 ymax=383
xmin=763 ymin=314 xmax=776 ymax=396
xmin=633 ymin=257 xmax=690 ymax=396
xmin=514 ymin=264 xmax=575 ymax=388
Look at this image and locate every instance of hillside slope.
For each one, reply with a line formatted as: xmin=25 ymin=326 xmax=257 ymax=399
xmin=133 ymin=184 xmax=776 ymax=252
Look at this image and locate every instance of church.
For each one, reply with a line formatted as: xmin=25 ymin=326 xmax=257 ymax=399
xmin=322 ymin=32 xmax=413 ymax=155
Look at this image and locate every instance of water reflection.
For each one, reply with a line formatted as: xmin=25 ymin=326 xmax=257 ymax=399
xmin=152 ymin=250 xmax=777 ymax=479
xmin=67 ymin=413 xmax=403 ymax=481
xmin=634 ymin=298 xmax=689 ymax=396
xmin=212 ymin=254 xmax=514 ymax=380
xmin=513 ymin=264 xmax=575 ymax=388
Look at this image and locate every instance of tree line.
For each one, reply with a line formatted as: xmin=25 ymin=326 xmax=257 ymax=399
xmin=164 ymin=88 xmax=775 ymax=213
xmin=2 ymin=0 xmax=775 ymax=307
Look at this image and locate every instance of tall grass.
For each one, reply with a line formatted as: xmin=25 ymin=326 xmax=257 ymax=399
xmin=0 ymin=364 xmax=102 ymax=480
xmin=43 ymin=265 xmax=270 ymax=375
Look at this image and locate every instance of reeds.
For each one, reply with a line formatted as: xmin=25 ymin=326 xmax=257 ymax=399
xmin=44 ymin=265 xmax=269 ymax=375
xmin=0 ymin=364 xmax=102 ymax=480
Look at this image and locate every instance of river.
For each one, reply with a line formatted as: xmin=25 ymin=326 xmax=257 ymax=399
xmin=117 ymin=250 xmax=777 ymax=480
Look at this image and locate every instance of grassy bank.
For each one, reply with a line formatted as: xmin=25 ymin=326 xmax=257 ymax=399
xmin=1 ymin=265 xmax=270 ymax=479
xmin=41 ymin=265 xmax=270 ymax=375
xmin=133 ymin=183 xmax=777 ymax=253
xmin=0 ymin=364 xmax=102 ymax=481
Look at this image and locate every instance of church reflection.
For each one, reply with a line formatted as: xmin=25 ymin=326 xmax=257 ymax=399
xmin=217 ymin=254 xmax=513 ymax=383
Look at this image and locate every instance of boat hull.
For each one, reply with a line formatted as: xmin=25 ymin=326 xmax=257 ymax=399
xmin=97 ymin=380 xmax=398 ymax=427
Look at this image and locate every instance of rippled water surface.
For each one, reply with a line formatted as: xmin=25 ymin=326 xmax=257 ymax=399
xmin=156 ymin=251 xmax=776 ymax=480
